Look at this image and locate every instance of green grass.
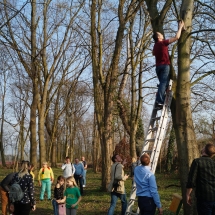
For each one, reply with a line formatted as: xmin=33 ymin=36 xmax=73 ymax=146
xmin=0 ymin=168 xmax=182 ymax=215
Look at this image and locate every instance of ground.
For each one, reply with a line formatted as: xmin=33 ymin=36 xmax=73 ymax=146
xmin=0 ymin=167 xmax=182 ymax=215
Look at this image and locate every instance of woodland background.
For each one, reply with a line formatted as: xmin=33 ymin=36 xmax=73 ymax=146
xmin=0 ymin=1 xmax=215 ymax=214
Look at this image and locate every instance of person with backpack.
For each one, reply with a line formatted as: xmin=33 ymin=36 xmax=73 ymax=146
xmin=62 ymin=157 xmax=75 ymax=179
xmin=9 ymin=160 xmax=36 ymax=215
xmin=0 ymin=172 xmax=16 ymax=215
xmin=107 ymin=154 xmax=129 ymax=215
xmin=38 ymin=161 xmax=54 ymax=201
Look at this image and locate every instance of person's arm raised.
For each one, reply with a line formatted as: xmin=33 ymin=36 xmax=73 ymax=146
xmin=169 ymin=20 xmax=184 ymax=44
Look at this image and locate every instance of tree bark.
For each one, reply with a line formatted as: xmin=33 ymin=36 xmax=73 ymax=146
xmin=30 ymin=0 xmax=39 ymax=171
xmin=173 ymin=1 xmax=198 ymax=214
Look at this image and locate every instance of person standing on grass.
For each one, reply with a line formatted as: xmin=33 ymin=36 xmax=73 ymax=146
xmin=134 ymin=153 xmax=162 ymax=215
xmin=62 ymin=157 xmax=76 ymax=179
xmin=186 ymin=143 xmax=215 ymax=214
xmin=153 ymin=20 xmax=184 ymax=107
xmin=10 ymin=161 xmax=36 ymax=215
xmin=52 ymin=175 xmax=65 ymax=215
xmin=0 ymin=172 xmax=16 ymax=215
xmin=74 ymin=158 xmax=84 ymax=195
xmin=81 ymin=156 xmax=87 ymax=187
xmin=107 ymin=154 xmax=129 ymax=215
xmin=57 ymin=176 xmax=82 ymax=215
xmin=38 ymin=161 xmax=54 ymax=201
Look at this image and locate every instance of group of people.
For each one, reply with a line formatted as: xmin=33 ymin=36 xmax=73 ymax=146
xmin=107 ymin=143 xmax=215 ymax=215
xmin=0 ymin=156 xmax=87 ymax=215
xmin=61 ymin=156 xmax=87 ymax=196
xmin=107 ymin=153 xmax=162 ymax=215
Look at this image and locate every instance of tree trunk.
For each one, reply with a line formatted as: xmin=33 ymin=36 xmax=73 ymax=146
xmin=166 ymin=126 xmax=175 ymax=173
xmin=173 ymin=1 xmax=198 ymax=214
xmin=29 ymin=0 xmax=39 ymax=171
xmin=0 ymin=73 xmax=6 ymax=167
xmin=38 ymin=107 xmax=47 ymax=165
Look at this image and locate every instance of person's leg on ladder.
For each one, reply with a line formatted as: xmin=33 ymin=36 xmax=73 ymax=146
xmin=156 ymin=65 xmax=170 ymax=104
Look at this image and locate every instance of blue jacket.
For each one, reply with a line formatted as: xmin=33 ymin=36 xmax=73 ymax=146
xmin=134 ymin=165 xmax=161 ymax=208
xmin=74 ymin=162 xmax=84 ymax=175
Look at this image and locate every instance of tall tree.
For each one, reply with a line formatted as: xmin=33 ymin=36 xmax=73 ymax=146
xmin=91 ymin=0 xmax=145 ymax=189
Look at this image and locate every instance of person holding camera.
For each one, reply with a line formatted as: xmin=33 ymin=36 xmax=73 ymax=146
xmin=74 ymin=158 xmax=84 ymax=195
xmin=107 ymin=154 xmax=129 ymax=215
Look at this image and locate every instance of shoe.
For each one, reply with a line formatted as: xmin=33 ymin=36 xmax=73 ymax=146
xmin=83 ymin=185 xmax=85 ymax=187
xmin=156 ymin=102 xmax=163 ymax=109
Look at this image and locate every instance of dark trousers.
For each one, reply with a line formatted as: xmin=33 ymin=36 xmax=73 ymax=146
xmin=138 ymin=196 xmax=156 ymax=215
xmin=197 ymin=198 xmax=215 ymax=215
xmin=14 ymin=202 xmax=31 ymax=215
xmin=74 ymin=174 xmax=83 ymax=195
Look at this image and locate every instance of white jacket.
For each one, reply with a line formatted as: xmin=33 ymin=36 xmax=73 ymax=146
xmin=61 ymin=163 xmax=75 ymax=178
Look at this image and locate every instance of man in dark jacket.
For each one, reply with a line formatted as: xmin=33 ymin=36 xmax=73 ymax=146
xmin=186 ymin=143 xmax=215 ymax=214
xmin=0 ymin=172 xmax=16 ymax=215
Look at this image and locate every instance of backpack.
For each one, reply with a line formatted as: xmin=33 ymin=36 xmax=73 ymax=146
xmin=9 ymin=179 xmax=25 ymax=202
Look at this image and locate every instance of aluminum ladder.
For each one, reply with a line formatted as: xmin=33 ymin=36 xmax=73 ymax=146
xmin=125 ymin=80 xmax=173 ymax=215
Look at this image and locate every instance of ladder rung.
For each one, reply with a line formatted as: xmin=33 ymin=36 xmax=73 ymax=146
xmin=145 ymin=138 xmax=155 ymax=142
xmin=151 ymin=117 xmax=160 ymax=121
xmin=148 ymin=127 xmax=158 ymax=132
xmin=154 ymin=106 xmax=163 ymax=110
xmin=126 ymin=80 xmax=173 ymax=215
xmin=141 ymin=150 xmax=152 ymax=154
xmin=128 ymin=198 xmax=137 ymax=202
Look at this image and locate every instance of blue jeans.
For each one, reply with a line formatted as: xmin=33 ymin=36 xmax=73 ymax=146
xmin=138 ymin=196 xmax=156 ymax=215
xmin=107 ymin=191 xmax=127 ymax=215
xmin=156 ymin=65 xmax=170 ymax=104
xmin=197 ymin=199 xmax=215 ymax=215
xmin=83 ymin=170 xmax=87 ymax=185
xmin=40 ymin=178 xmax=51 ymax=200
xmin=52 ymin=199 xmax=59 ymax=215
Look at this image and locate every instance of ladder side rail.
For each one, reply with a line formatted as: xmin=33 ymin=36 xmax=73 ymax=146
xmin=126 ymin=181 xmax=138 ymax=215
xmin=150 ymin=91 xmax=173 ymax=173
xmin=126 ymin=101 xmax=159 ymax=215
xmin=125 ymin=80 xmax=173 ymax=215
xmin=140 ymin=102 xmax=158 ymax=153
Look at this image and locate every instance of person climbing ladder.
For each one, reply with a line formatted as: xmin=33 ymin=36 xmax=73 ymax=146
xmin=153 ymin=20 xmax=184 ymax=108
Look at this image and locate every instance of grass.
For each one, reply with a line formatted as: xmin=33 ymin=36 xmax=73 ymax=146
xmin=0 ymin=167 xmax=182 ymax=215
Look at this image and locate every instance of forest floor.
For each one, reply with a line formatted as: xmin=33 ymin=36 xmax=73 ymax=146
xmin=0 ymin=167 xmax=183 ymax=215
